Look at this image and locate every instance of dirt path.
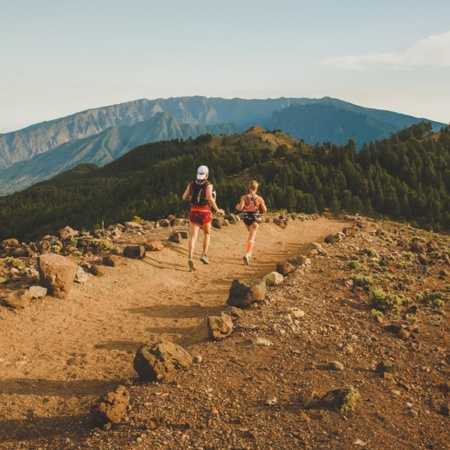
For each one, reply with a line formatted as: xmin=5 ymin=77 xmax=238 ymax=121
xmin=0 ymin=217 xmax=350 ymax=395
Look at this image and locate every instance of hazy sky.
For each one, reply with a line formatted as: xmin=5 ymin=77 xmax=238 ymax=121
xmin=1 ymin=0 xmax=450 ymax=133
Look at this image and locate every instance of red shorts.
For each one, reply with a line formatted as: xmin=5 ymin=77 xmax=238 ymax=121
xmin=189 ymin=210 xmax=212 ymax=226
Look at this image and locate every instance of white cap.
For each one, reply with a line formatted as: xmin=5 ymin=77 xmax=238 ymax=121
xmin=197 ymin=165 xmax=209 ymax=180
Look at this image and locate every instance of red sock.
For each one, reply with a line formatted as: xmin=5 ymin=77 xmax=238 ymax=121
xmin=246 ymin=240 xmax=254 ymax=255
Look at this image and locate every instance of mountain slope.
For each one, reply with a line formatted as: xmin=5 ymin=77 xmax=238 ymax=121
xmin=1 ymin=96 xmax=444 ymax=170
xmin=0 ymin=96 xmax=446 ymax=196
xmin=0 ymin=97 xmax=300 ymax=169
xmin=270 ymin=102 xmax=399 ymax=145
xmin=0 ymin=113 xmax=239 ymax=194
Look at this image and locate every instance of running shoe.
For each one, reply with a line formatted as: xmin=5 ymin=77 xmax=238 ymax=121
xmin=243 ymin=254 xmax=251 ymax=266
xmin=188 ymin=258 xmax=196 ymax=272
xmin=200 ymin=254 xmax=210 ymax=264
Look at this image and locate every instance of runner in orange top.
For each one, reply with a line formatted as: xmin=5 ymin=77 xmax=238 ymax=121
xmin=235 ymin=179 xmax=267 ymax=265
xmin=182 ymin=165 xmax=224 ymax=271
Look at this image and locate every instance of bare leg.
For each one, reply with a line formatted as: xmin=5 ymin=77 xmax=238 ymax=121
xmin=188 ymin=222 xmax=200 ymax=259
xmin=201 ymin=222 xmax=211 ymax=256
xmin=247 ymin=223 xmax=259 ymax=246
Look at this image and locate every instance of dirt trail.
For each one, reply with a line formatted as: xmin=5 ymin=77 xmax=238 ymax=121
xmin=0 ymin=217 xmax=350 ymax=391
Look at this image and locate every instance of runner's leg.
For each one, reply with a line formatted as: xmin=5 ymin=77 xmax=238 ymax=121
xmin=202 ymin=221 xmax=211 ymax=256
xmin=246 ymin=222 xmax=259 ymax=255
xmin=188 ymin=222 xmax=200 ymax=259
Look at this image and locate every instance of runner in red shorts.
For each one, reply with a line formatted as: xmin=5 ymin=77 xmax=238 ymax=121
xmin=182 ymin=165 xmax=224 ymax=271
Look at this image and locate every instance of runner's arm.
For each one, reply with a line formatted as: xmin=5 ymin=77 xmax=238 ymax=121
xmin=206 ymin=184 xmax=224 ymax=215
xmin=235 ymin=195 xmax=246 ymax=211
xmin=182 ymin=183 xmax=192 ymax=201
xmin=256 ymin=195 xmax=267 ymax=213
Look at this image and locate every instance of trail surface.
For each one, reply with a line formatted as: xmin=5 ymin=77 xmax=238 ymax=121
xmin=0 ymin=217 xmax=350 ymax=398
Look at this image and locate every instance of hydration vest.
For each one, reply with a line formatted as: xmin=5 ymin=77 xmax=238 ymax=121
xmin=243 ymin=194 xmax=259 ymax=213
xmin=190 ymin=180 xmax=211 ymax=206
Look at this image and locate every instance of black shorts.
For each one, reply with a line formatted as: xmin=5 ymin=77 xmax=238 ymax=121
xmin=242 ymin=212 xmax=261 ymax=226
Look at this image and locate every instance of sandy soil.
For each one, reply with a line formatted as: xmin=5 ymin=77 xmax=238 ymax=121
xmin=1 ymin=215 xmax=449 ymax=449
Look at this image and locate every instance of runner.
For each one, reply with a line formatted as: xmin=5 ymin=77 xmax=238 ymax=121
xmin=235 ymin=179 xmax=267 ymax=265
xmin=182 ymin=165 xmax=224 ymax=271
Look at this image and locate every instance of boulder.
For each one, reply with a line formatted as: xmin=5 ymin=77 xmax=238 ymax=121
xmin=29 ymin=285 xmax=47 ymax=299
xmin=226 ymin=278 xmax=267 ymax=308
xmin=59 ymin=226 xmax=79 ymax=240
xmin=103 ymin=255 xmax=124 ymax=267
xmin=276 ymin=260 xmax=296 ymax=276
xmin=0 ymin=289 xmax=31 ymax=309
xmin=90 ymin=385 xmax=130 ymax=429
xmin=168 ymin=232 xmax=184 ymax=243
xmin=123 ymin=245 xmax=146 ymax=259
xmin=273 ymin=217 xmax=288 ymax=229
xmin=262 ymin=271 xmax=284 ymax=285
xmin=144 ymin=240 xmax=164 ymax=251
xmin=133 ymin=340 xmax=193 ymax=382
xmin=207 ymin=314 xmax=233 ymax=340
xmin=38 ymin=253 xmax=79 ymax=299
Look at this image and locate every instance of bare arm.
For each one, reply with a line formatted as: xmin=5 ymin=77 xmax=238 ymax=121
xmin=235 ymin=195 xmax=246 ymax=211
xmin=182 ymin=183 xmax=191 ymax=201
xmin=256 ymin=195 xmax=267 ymax=213
xmin=206 ymin=184 xmax=224 ymax=215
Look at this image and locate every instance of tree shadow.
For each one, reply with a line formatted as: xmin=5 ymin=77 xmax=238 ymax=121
xmin=0 ymin=377 xmax=124 ymax=397
xmin=0 ymin=377 xmax=128 ymax=445
xmin=0 ymin=413 xmax=92 ymax=445
xmin=125 ymin=304 xmax=224 ymax=319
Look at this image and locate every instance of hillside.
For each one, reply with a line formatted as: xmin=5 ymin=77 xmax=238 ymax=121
xmin=271 ymin=102 xmax=400 ymax=146
xmin=0 ymin=214 xmax=448 ymax=449
xmin=0 ymin=96 xmax=446 ymax=195
xmin=1 ymin=123 xmax=450 ymax=243
xmin=0 ymin=113 xmax=239 ymax=195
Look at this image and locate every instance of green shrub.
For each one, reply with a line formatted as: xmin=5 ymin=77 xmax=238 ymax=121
xmin=369 ymin=288 xmax=410 ymax=312
xmin=361 ymin=247 xmax=379 ymax=258
xmin=3 ymin=257 xmax=25 ymax=270
xmin=341 ymin=387 xmax=360 ymax=412
xmin=351 ymin=275 xmax=373 ymax=289
xmin=418 ymin=290 xmax=448 ymax=308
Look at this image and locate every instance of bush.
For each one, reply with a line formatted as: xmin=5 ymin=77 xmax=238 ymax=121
xmin=3 ymin=257 xmax=25 ymax=270
xmin=351 ymin=275 xmax=373 ymax=289
xmin=369 ymin=288 xmax=410 ymax=312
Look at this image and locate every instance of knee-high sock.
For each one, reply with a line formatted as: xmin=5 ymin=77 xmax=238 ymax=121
xmin=246 ymin=239 xmax=255 ymax=255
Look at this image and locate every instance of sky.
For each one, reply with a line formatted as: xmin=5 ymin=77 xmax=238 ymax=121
xmin=1 ymin=0 xmax=450 ymax=133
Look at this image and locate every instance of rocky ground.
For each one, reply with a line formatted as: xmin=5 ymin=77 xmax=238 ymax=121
xmin=0 ymin=214 xmax=449 ymax=449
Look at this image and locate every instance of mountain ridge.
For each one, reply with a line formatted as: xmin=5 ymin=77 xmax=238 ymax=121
xmin=0 ymin=96 xmax=446 ymax=195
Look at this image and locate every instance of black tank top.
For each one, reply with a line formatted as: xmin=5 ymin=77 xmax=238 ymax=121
xmin=190 ymin=180 xmax=210 ymax=206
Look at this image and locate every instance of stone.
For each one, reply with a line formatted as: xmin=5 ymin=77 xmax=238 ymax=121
xmin=263 ymin=271 xmax=284 ymax=285
xmin=273 ymin=217 xmax=288 ymax=229
xmin=0 ymin=289 xmax=31 ymax=309
xmin=144 ymin=240 xmax=164 ymax=251
xmin=90 ymin=385 xmax=130 ymax=429
xmin=168 ymin=232 xmax=183 ymax=243
xmin=207 ymin=314 xmax=233 ymax=340
xmin=376 ymin=359 xmax=397 ymax=376
xmin=123 ymin=245 xmax=146 ymax=259
xmin=29 ymin=285 xmax=47 ymax=299
xmin=276 ymin=260 xmax=296 ymax=276
xmin=133 ymin=340 xmax=193 ymax=382
xmin=226 ymin=278 xmax=267 ymax=308
xmin=38 ymin=253 xmax=79 ymax=299
xmin=103 ymin=255 xmax=123 ymax=267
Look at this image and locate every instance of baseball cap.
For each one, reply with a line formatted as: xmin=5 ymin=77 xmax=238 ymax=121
xmin=197 ymin=165 xmax=209 ymax=180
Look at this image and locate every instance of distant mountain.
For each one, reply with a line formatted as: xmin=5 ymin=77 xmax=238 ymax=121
xmin=0 ymin=96 xmax=446 ymax=195
xmin=0 ymin=97 xmax=300 ymax=169
xmin=0 ymin=113 xmax=239 ymax=194
xmin=270 ymin=101 xmax=405 ymax=145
